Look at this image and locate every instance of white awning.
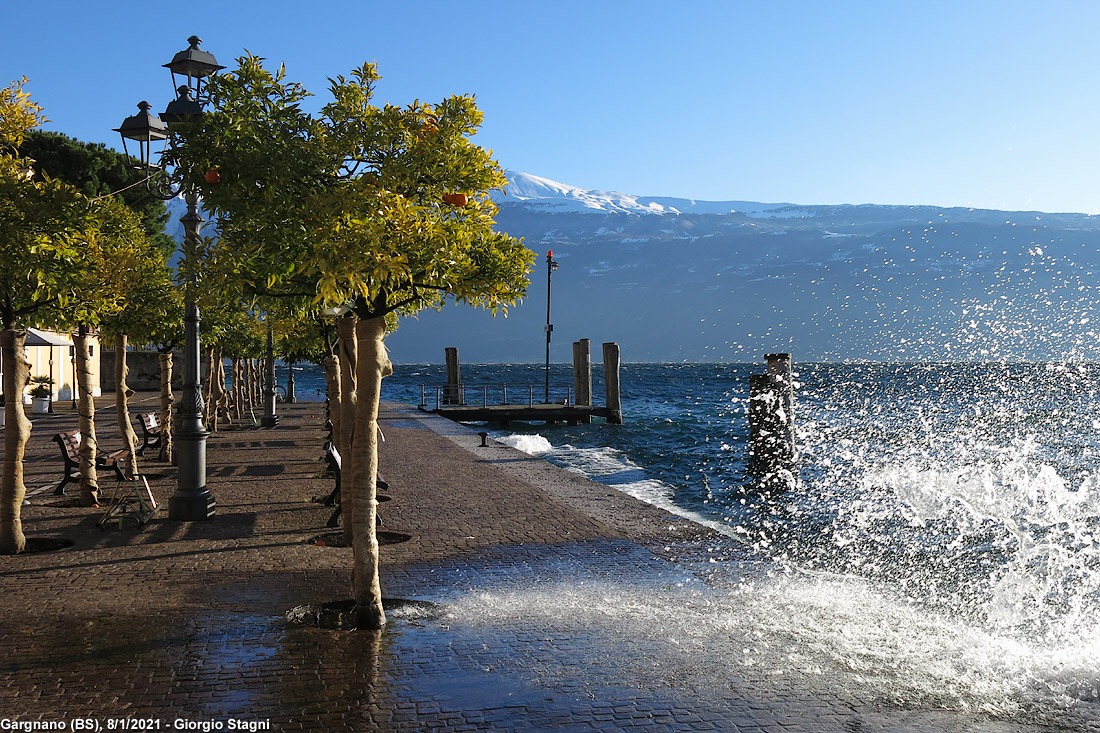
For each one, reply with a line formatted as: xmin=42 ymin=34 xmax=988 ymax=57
xmin=24 ymin=328 xmax=73 ymax=347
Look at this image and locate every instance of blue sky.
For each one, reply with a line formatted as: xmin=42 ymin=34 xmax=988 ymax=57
xmin=6 ymin=1 xmax=1100 ymax=214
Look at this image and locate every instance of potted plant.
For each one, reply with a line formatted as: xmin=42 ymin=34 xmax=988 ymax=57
xmin=29 ymin=376 xmax=54 ymax=414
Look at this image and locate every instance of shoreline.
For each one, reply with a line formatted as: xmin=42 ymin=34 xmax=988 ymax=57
xmin=375 ymin=401 xmax=761 ymax=574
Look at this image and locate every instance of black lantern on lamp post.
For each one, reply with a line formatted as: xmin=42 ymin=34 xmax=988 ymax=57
xmin=114 ymin=36 xmax=223 ymax=521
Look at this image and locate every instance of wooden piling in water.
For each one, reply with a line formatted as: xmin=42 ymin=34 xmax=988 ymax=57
xmin=573 ymin=339 xmax=592 ymax=424
xmin=603 ymin=342 xmax=622 ymax=424
xmin=444 ymin=347 xmax=461 ymax=405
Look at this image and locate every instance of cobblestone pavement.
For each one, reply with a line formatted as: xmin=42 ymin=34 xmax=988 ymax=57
xmin=0 ymin=396 xmax=1094 ymax=731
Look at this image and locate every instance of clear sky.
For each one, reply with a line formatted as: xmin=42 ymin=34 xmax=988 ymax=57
xmin=6 ymin=0 xmax=1100 ymax=214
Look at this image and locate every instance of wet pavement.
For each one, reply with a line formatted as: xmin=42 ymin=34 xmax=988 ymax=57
xmin=0 ymin=396 xmax=1093 ymax=731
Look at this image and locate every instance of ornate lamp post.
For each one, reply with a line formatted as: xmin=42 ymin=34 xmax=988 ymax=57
xmin=544 ymin=250 xmax=558 ymax=403
xmin=260 ymin=321 xmax=278 ymax=427
xmin=115 ymin=36 xmax=223 ymax=521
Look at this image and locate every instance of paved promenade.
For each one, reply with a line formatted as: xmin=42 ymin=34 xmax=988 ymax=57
xmin=0 ymin=396 xmax=1090 ymax=731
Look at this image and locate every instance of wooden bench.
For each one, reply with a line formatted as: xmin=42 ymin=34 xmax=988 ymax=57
xmin=52 ymin=431 xmax=131 ymax=495
xmin=321 ymin=442 xmax=388 ymax=528
xmin=136 ymin=412 xmax=161 ymax=456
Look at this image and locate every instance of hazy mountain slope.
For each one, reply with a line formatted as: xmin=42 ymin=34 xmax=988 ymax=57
xmin=168 ymin=174 xmax=1100 ymax=363
xmin=390 ymin=173 xmax=1100 ymax=363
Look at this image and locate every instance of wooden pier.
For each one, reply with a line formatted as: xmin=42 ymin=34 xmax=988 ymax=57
xmin=418 ymin=340 xmax=623 ymax=426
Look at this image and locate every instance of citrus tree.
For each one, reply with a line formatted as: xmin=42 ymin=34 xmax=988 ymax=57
xmin=45 ymin=194 xmax=151 ymax=506
xmin=166 ymin=56 xmax=534 ymax=627
xmin=1 ymin=80 xmax=96 ymax=550
xmin=22 ymin=128 xmax=183 ymax=482
xmin=0 ymin=79 xmax=153 ymax=548
xmin=99 ymin=240 xmax=179 ymax=478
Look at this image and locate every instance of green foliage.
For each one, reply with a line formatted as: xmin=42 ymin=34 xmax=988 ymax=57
xmin=28 ymin=375 xmax=53 ymax=398
xmin=0 ymin=78 xmax=44 ymax=152
xmin=21 ymin=131 xmax=174 ymax=258
xmin=165 ymin=56 xmax=535 ymax=325
xmin=213 ymin=307 xmax=266 ymax=359
xmin=0 ymin=153 xmax=96 ymax=329
xmin=98 ymin=237 xmax=181 ymax=348
xmin=46 ymin=194 xmax=152 ymax=330
xmin=271 ymin=305 xmax=333 ymax=365
xmin=0 ymin=82 xmax=161 ymax=333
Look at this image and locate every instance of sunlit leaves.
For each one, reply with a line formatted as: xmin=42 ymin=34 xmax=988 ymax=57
xmin=167 ymin=55 xmax=535 ymax=328
xmin=1 ymin=81 xmax=165 ymax=335
xmin=0 ymin=154 xmax=95 ymax=328
xmin=0 ymin=77 xmax=44 ymax=152
xmin=51 ymin=194 xmax=151 ymax=330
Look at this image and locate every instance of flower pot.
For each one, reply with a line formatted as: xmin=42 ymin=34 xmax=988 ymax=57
xmin=31 ymin=396 xmax=50 ymax=414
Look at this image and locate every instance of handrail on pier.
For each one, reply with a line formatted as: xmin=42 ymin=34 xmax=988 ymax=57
xmin=419 ymin=383 xmax=574 ymax=410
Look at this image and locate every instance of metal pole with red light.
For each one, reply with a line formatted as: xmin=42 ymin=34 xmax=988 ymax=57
xmin=544 ymin=250 xmax=558 ymax=403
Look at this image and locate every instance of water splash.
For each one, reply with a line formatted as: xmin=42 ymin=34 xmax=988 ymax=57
xmin=445 ymin=574 xmax=1100 ymax=726
xmin=495 ymin=433 xmax=554 ymax=455
xmin=379 ymin=361 xmax=1100 ymax=723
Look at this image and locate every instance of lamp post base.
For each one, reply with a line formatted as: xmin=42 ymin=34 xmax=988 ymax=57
xmin=260 ymin=415 xmax=279 ymax=428
xmin=168 ymin=489 xmax=216 ymax=521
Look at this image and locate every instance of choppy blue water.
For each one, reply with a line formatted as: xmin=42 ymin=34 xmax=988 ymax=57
xmin=288 ymin=360 xmax=1100 ymax=721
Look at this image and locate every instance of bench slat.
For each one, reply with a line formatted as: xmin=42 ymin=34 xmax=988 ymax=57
xmin=136 ymin=412 xmax=162 ymax=457
xmin=53 ymin=430 xmax=133 ymax=494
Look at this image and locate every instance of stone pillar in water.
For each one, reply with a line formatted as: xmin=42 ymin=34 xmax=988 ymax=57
xmin=749 ymin=354 xmax=796 ymax=492
xmin=765 ymin=352 xmax=795 ymax=455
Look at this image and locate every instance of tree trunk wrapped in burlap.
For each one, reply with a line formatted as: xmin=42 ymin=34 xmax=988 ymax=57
xmin=113 ymin=334 xmax=140 ymax=478
xmin=351 ymin=316 xmax=391 ymax=628
xmin=74 ymin=327 xmax=99 ymax=506
xmin=159 ymin=352 xmax=174 ymax=464
xmin=1 ymin=330 xmax=32 ymax=554
xmin=337 ymin=314 xmax=357 ymax=547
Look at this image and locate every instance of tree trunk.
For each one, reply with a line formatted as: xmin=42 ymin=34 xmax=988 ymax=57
xmin=241 ymin=358 xmax=252 ymax=421
xmin=74 ymin=326 xmax=99 ymax=507
xmin=324 ymin=354 xmax=341 ymax=451
xmin=253 ymin=358 xmax=261 ymax=413
xmin=1 ymin=330 xmax=31 ymax=554
xmin=232 ymin=358 xmax=243 ymax=421
xmin=113 ymin=334 xmax=139 ymax=478
xmin=213 ymin=347 xmax=231 ymax=427
xmin=159 ymin=352 xmax=174 ymax=464
xmin=203 ymin=346 xmax=216 ymax=430
xmin=337 ymin=314 xmax=357 ymax=546
xmin=249 ymin=359 xmax=260 ymax=412
xmin=351 ymin=315 xmax=391 ymax=629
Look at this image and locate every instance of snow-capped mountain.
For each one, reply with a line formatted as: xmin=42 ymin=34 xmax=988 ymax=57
xmin=492 ymin=171 xmax=665 ymax=214
xmin=493 ymin=170 xmax=794 ymax=217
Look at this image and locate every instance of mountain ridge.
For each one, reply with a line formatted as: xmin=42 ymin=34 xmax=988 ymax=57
xmin=493 ymin=170 xmax=1100 ymax=222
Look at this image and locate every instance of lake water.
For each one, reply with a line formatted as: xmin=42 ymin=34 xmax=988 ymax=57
xmin=288 ymin=360 xmax=1100 ymax=725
